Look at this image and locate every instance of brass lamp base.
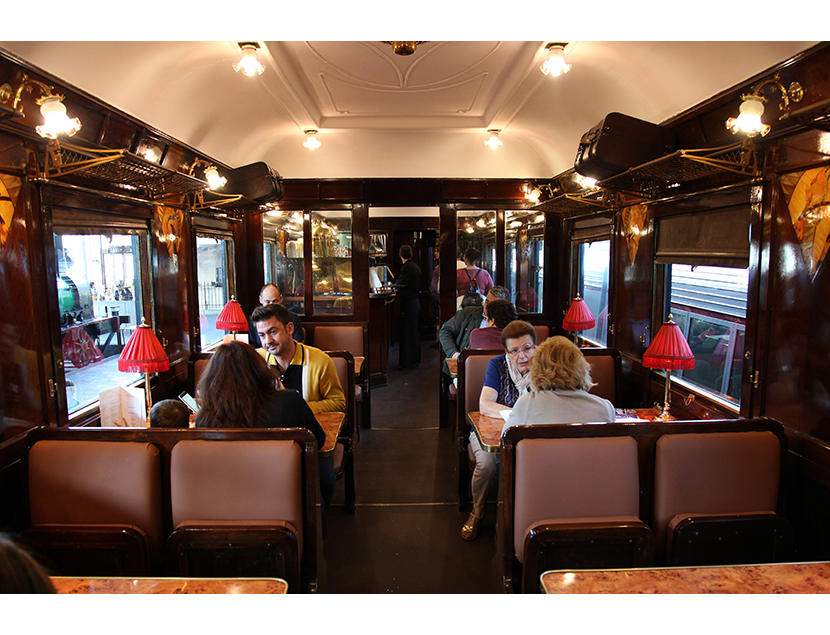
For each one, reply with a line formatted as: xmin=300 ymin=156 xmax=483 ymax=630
xmin=651 ymin=403 xmax=676 ymax=422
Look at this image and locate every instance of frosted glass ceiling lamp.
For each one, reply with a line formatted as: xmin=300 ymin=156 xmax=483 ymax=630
xmin=0 ymin=74 xmax=82 ymax=138
xmin=233 ymin=42 xmax=265 ymax=76
xmin=726 ymin=74 xmax=803 ymax=138
xmin=303 ymin=129 xmax=321 ymax=150
xmin=484 ymin=129 xmax=503 ymax=150
xmin=540 ymin=42 xmax=571 ymax=77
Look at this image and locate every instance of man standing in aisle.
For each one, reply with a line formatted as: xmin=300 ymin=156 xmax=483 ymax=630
xmin=394 ymin=244 xmax=421 ymax=370
xmin=248 ymin=283 xmax=304 ymax=348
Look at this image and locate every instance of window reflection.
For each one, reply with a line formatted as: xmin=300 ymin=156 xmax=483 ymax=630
xmin=263 ymin=211 xmax=305 ymax=315
xmin=458 ymin=210 xmax=497 ymax=310
xmin=577 ymin=240 xmax=610 ymax=345
xmin=505 ymin=210 xmax=544 ymax=313
xmin=312 ymin=210 xmax=353 ymax=315
xmin=54 ymin=232 xmax=146 ymax=414
xmin=196 ymin=234 xmax=232 ymax=348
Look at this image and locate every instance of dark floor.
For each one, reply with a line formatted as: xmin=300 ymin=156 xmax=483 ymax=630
xmin=321 ymin=339 xmax=502 ymax=593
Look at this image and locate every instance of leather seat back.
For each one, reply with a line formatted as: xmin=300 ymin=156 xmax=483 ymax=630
xmin=513 ymin=436 xmax=640 ymax=562
xmin=313 ymin=325 xmax=364 ymax=359
xmin=28 ymin=440 xmax=163 ymax=561
xmin=170 ymin=439 xmax=305 ymax=555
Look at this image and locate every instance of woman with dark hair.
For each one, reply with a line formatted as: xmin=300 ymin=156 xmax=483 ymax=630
xmin=462 ymin=320 xmax=537 ymax=542
xmin=469 ymin=298 xmax=518 ymax=349
xmin=0 ymin=534 xmax=56 ymax=593
xmin=455 ymin=247 xmax=494 ymax=309
xmin=195 ymin=340 xmax=325 ymax=445
xmin=195 ymin=341 xmax=335 ymax=537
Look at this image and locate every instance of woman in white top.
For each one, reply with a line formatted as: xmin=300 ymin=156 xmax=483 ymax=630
xmin=505 ymin=336 xmax=615 ymax=430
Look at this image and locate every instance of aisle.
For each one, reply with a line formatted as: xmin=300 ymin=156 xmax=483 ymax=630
xmin=322 ymin=340 xmax=502 ymax=593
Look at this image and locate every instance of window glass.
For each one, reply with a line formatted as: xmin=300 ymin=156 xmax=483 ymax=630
xmin=196 ymin=234 xmax=233 ymax=348
xmin=506 ymin=210 xmax=544 ymax=313
xmin=577 ymin=240 xmax=610 ymax=346
xmin=312 ymin=210 xmax=352 ymax=315
xmin=667 ymin=264 xmax=748 ymax=404
xmin=54 ymin=232 xmax=146 ymax=415
xmin=263 ymin=211 xmax=305 ymax=315
xmin=458 ymin=210 xmax=497 ymax=308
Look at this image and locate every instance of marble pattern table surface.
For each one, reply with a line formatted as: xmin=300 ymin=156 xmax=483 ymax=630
xmin=51 ymin=576 xmax=288 ymax=594
xmin=541 ymin=562 xmax=830 ymax=594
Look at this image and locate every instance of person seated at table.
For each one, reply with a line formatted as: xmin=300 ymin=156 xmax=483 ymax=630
xmin=248 ymin=283 xmax=304 ymax=348
xmin=0 ymin=533 xmax=56 ymax=593
xmin=462 ymin=320 xmax=537 ymax=542
xmin=149 ymin=399 xmax=190 ymax=428
xmin=194 ymin=340 xmax=335 ymax=537
xmin=504 ymin=336 xmax=615 ymax=431
xmin=468 ymin=298 xmax=518 ymax=349
xmin=439 ymin=286 xmax=511 ymax=376
xmin=252 ymin=302 xmax=345 ymax=415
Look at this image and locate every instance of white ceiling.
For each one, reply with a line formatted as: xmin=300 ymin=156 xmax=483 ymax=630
xmin=0 ymin=40 xmax=819 ymax=181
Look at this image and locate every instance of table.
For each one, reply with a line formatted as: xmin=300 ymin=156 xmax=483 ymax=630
xmin=540 ymin=561 xmax=830 ymax=594
xmin=468 ymin=409 xmax=664 ymax=453
xmin=354 ymin=356 xmax=364 ymax=375
xmin=51 ymin=576 xmax=287 ymax=594
xmin=445 ymin=357 xmax=458 ymax=377
xmin=317 ymin=411 xmax=345 ymax=457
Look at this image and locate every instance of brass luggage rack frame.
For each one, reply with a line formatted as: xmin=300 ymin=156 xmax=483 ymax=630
xmin=42 ymin=140 xmax=208 ymax=199
xmin=534 ymin=189 xmax=611 ymax=215
xmin=599 ymin=141 xmax=759 ymax=198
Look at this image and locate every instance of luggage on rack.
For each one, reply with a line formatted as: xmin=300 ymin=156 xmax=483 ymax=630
xmin=574 ymin=112 xmax=676 ymax=181
xmin=225 ymin=161 xmax=284 ymax=203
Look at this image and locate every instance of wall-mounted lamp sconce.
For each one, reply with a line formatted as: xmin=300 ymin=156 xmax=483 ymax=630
xmin=186 ymin=158 xmax=226 ymax=190
xmin=726 ymin=74 xmax=803 ymax=137
xmin=575 ymin=173 xmax=598 ymax=189
xmin=233 ymin=42 xmax=265 ymax=76
xmin=540 ymin=42 xmax=571 ymax=77
xmin=0 ymin=73 xmax=82 ymax=138
xmin=522 ymin=182 xmax=557 ymax=204
xmin=484 ymin=129 xmax=503 ymax=149
xmin=303 ymin=129 xmax=321 ymax=150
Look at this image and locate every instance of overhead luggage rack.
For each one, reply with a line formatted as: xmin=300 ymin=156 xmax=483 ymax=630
xmin=533 ymin=190 xmax=610 ymax=215
xmin=42 ymin=140 xmax=208 ymax=199
xmin=599 ymin=141 xmax=758 ymax=198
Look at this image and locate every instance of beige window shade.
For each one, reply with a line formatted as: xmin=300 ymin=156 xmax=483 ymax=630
xmin=655 ymin=206 xmax=750 ymax=269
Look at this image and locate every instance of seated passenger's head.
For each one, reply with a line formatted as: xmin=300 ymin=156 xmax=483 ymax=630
xmin=500 ymin=320 xmax=537 ymax=375
xmin=251 ymin=302 xmax=295 ymax=357
xmin=258 ymin=283 xmax=283 ymax=306
xmin=529 ymin=336 xmax=595 ymax=392
xmin=196 ymin=340 xmax=278 ymax=428
xmin=0 ymin=534 xmax=56 ymax=594
xmin=149 ymin=399 xmax=190 ymax=428
xmin=485 ymin=286 xmax=510 ymax=304
xmin=483 ymin=299 xmax=517 ymax=329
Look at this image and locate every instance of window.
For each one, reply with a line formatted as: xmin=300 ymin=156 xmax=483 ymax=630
xmin=576 ymin=239 xmax=610 ymax=346
xmin=666 ymin=265 xmax=748 ymax=404
xmin=54 ymin=231 xmax=148 ymax=415
xmin=196 ymin=234 xmax=234 ymax=348
xmin=263 ymin=211 xmax=305 ymax=315
xmin=506 ymin=210 xmax=544 ymax=313
xmin=312 ymin=210 xmax=352 ymax=315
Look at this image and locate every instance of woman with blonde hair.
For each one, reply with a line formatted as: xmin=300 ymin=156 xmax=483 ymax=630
xmin=505 ymin=336 xmax=615 ymax=430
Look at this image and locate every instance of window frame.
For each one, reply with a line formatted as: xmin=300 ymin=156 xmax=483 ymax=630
xmin=193 ymin=228 xmax=236 ymax=351
xmin=569 ymin=214 xmax=615 ymax=347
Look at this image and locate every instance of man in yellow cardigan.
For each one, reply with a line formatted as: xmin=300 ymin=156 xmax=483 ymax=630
xmin=252 ymin=303 xmax=345 ymax=415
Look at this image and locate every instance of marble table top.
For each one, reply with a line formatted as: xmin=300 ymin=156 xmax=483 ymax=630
xmin=541 ymin=561 xmax=830 ymax=594
xmin=51 ymin=576 xmax=288 ymax=594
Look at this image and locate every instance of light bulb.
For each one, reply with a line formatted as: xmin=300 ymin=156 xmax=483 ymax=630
xmin=303 ymin=131 xmax=321 ymax=150
xmin=233 ymin=45 xmax=265 ymax=76
xmin=204 ymin=166 xmax=226 ymax=190
xmin=36 ymin=96 xmax=81 ymax=138
xmin=726 ymin=95 xmax=770 ymax=137
xmin=484 ymin=130 xmax=503 ymax=149
xmin=541 ymin=45 xmax=571 ymax=77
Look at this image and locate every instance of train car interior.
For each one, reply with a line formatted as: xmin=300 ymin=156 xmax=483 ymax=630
xmin=0 ymin=16 xmax=829 ymax=626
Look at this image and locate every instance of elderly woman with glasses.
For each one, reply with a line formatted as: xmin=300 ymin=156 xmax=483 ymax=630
xmin=504 ymin=336 xmax=615 ymax=431
xmin=462 ymin=320 xmax=538 ymax=541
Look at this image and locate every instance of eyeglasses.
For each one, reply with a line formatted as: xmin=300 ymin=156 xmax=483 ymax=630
xmin=507 ymin=344 xmax=536 ymax=357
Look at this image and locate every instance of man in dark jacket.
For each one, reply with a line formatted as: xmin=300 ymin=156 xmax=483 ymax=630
xmin=394 ymin=244 xmax=422 ymax=370
xmin=438 ymin=285 xmax=511 ymax=375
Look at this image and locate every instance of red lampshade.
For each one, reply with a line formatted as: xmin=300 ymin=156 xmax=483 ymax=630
xmin=643 ymin=316 xmax=695 ymax=371
xmin=118 ymin=320 xmax=170 ymax=373
xmin=562 ymin=296 xmax=595 ymax=331
xmin=216 ymin=297 xmax=248 ymax=332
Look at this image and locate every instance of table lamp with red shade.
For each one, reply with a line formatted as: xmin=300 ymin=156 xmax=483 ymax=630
xmin=117 ymin=318 xmax=170 ymax=422
xmin=562 ymin=295 xmax=595 ymax=344
xmin=216 ymin=296 xmax=248 ymax=341
xmin=642 ymin=314 xmax=695 ymax=421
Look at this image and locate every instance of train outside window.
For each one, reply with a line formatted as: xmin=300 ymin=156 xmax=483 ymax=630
xmin=666 ymin=264 xmax=748 ymax=405
xmin=577 ymin=239 xmax=610 ymax=346
xmin=54 ymin=231 xmax=147 ymax=415
xmin=196 ymin=234 xmax=234 ymax=348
